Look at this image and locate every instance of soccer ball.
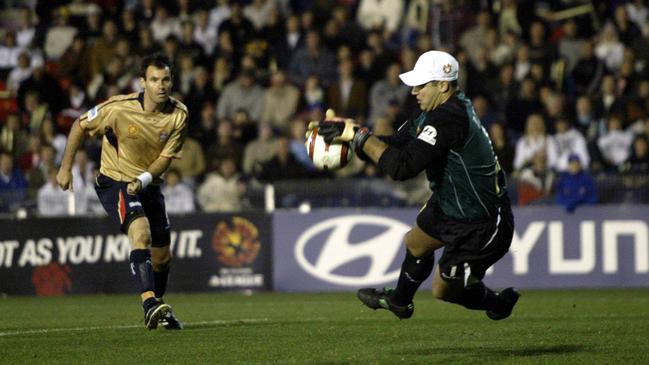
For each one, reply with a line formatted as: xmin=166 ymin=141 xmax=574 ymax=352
xmin=305 ymin=128 xmax=353 ymax=170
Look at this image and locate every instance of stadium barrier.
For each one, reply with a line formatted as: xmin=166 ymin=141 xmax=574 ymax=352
xmin=2 ymin=205 xmax=649 ymax=295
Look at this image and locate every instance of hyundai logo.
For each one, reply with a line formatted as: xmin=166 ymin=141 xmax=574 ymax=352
xmin=294 ymin=215 xmax=410 ymax=286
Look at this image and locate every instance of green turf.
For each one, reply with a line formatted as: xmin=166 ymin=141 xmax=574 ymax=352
xmin=1 ymin=289 xmax=648 ymax=364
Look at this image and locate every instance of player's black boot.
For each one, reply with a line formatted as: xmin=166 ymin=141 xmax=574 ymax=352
xmin=144 ymin=300 xmax=171 ymax=330
xmin=159 ymin=306 xmax=184 ymax=330
xmin=357 ymin=288 xmax=414 ymax=319
xmin=486 ymin=287 xmax=520 ymax=320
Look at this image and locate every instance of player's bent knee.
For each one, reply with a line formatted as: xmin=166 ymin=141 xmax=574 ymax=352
xmin=151 ymin=247 xmax=172 ymax=271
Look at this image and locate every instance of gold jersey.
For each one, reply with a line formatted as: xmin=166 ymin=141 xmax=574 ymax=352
xmin=79 ymin=92 xmax=188 ymax=183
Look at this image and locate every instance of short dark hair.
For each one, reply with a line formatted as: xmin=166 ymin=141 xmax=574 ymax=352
xmin=140 ymin=53 xmax=172 ymax=79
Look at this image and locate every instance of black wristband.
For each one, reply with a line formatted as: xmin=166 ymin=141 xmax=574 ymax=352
xmin=352 ymin=127 xmax=372 ymax=161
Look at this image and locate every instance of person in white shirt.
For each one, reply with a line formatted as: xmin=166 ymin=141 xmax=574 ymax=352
xmin=71 ymin=149 xmax=95 ymax=215
xmin=197 ymin=158 xmax=244 ymax=212
xmin=552 ymin=116 xmax=590 ymax=172
xmin=356 ymin=0 xmax=404 ymax=35
xmin=597 ymin=115 xmax=633 ymax=169
xmin=513 ymin=113 xmax=558 ymax=173
xmin=161 ymin=168 xmax=196 ymax=214
xmin=38 ymin=168 xmax=70 ymax=217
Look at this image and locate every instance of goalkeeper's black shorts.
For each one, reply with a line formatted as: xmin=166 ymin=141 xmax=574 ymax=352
xmin=416 ymin=197 xmax=514 ymax=284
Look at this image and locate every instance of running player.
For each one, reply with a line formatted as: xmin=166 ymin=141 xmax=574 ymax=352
xmin=56 ymin=54 xmax=187 ymax=329
xmin=315 ymin=50 xmax=519 ymax=320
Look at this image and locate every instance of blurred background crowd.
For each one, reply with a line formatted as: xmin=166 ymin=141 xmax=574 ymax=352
xmin=0 ymin=0 xmax=648 ymax=217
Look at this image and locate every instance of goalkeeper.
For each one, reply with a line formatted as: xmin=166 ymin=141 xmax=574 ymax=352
xmin=314 ymin=50 xmax=519 ymax=320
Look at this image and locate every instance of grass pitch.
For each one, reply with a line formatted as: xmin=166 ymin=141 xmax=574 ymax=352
xmin=1 ymin=289 xmax=648 ymax=364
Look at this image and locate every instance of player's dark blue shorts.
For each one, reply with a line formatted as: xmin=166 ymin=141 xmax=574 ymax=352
xmin=416 ymin=196 xmax=514 ymax=284
xmin=95 ymin=173 xmax=170 ymax=247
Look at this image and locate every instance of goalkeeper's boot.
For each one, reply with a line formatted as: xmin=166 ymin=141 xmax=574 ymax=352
xmin=144 ymin=301 xmax=171 ymax=330
xmin=159 ymin=306 xmax=184 ymax=330
xmin=486 ymin=287 xmax=520 ymax=320
xmin=357 ymin=287 xmax=414 ymax=319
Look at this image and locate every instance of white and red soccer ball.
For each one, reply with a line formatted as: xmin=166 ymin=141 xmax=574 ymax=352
xmin=305 ymin=128 xmax=353 ymax=170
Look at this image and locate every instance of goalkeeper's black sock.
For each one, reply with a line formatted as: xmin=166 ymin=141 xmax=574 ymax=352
xmin=154 ymin=267 xmax=170 ymax=299
xmin=391 ymin=249 xmax=435 ymax=306
xmin=452 ymin=281 xmax=499 ymax=311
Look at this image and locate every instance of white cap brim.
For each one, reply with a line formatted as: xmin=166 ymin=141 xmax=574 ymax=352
xmin=398 ymin=70 xmax=432 ymax=87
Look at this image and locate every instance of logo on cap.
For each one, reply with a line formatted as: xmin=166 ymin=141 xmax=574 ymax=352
xmin=443 ymin=64 xmax=452 ymax=74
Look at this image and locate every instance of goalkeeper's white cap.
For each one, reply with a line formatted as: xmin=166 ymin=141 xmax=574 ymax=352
xmin=399 ymin=50 xmax=459 ymax=86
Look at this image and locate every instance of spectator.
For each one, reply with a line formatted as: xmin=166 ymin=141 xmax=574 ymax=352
xmin=261 ymin=70 xmax=300 ymax=132
xmin=26 ymin=143 xmax=57 ymax=201
xmin=192 ymin=102 xmax=218 ymax=150
xmin=489 ymin=122 xmax=515 ymax=174
xmin=197 ymin=157 xmax=244 ymax=212
xmin=597 ymin=115 xmax=633 ymax=170
xmin=288 ymin=118 xmax=313 ymax=171
xmin=552 ymin=116 xmax=590 ymax=172
xmin=555 ymin=154 xmax=598 ymax=213
xmin=356 ymin=0 xmax=404 ymax=35
xmin=558 ymin=19 xmax=586 ymax=73
xmin=217 ymin=68 xmax=265 ymax=121
xmin=6 ymin=52 xmax=31 ymax=94
xmin=612 ymin=5 xmax=642 ymax=47
xmin=0 ymin=32 xmax=22 ymax=72
xmin=242 ymin=123 xmax=277 ymax=176
xmin=517 ymin=151 xmax=555 ymax=206
xmin=513 ymin=114 xmax=558 ymax=173
xmin=169 ymin=136 xmax=206 ymax=188
xmin=244 ymin=0 xmax=275 ymax=30
xmin=150 ymin=5 xmax=181 ymax=44
xmin=37 ymin=168 xmax=69 ymax=216
xmin=70 ymin=148 xmax=95 ymax=215
xmin=0 ymin=114 xmax=28 ymax=159
xmin=58 ymin=34 xmax=91 ymax=81
xmin=506 ymin=78 xmax=544 ymax=136
xmin=289 ymin=30 xmax=337 ymax=87
xmin=205 ymin=119 xmax=244 ymax=172
xmin=572 ymin=41 xmax=605 ymax=96
xmin=86 ymin=19 xmax=118 ymax=78
xmin=622 ymin=134 xmax=649 ymax=173
xmin=193 ymin=7 xmax=217 ymax=57
xmin=16 ymin=7 xmax=36 ymax=49
xmin=326 ymin=58 xmax=368 ymax=120
xmin=595 ymin=22 xmax=625 ymax=72
xmin=44 ymin=9 xmax=77 ymax=61
xmin=218 ymin=1 xmax=255 ymax=49
xmin=258 ymin=136 xmax=311 ymax=181
xmin=0 ymin=151 xmax=28 ymax=212
xmin=368 ymin=62 xmax=409 ymax=126
xmin=162 ymin=168 xmax=196 ymax=214
xmin=460 ymin=10 xmax=492 ymax=66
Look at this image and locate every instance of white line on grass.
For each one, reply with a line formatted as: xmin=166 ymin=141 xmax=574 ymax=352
xmin=0 ymin=318 xmax=269 ymax=337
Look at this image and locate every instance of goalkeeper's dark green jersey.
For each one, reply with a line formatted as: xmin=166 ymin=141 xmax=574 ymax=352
xmin=378 ymin=91 xmax=508 ymax=221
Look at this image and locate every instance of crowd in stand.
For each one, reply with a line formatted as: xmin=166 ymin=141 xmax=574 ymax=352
xmin=1 ymin=0 xmax=649 ymax=216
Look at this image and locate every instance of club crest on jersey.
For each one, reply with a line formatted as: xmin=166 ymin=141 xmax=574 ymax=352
xmin=127 ymin=123 xmax=138 ymax=138
xmin=159 ymin=131 xmax=169 ymax=142
xmin=87 ymin=106 xmax=98 ymax=121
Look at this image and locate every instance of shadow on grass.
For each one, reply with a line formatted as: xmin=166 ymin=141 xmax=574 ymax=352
xmin=397 ymin=344 xmax=586 ymax=358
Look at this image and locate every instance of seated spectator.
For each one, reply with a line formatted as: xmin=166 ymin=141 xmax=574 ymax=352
xmin=169 ymin=136 xmax=205 ymax=187
xmin=197 ymin=158 xmax=244 ymax=212
xmin=552 ymin=116 xmax=590 ymax=172
xmin=289 ymin=30 xmax=337 ymax=87
xmin=217 ymin=68 xmax=265 ymax=122
xmin=489 ymin=122 xmax=514 ymax=174
xmin=40 ymin=118 xmax=67 ymax=164
xmin=258 ymin=136 xmax=311 ymax=181
xmin=7 ymin=52 xmax=32 ymax=94
xmin=37 ymin=168 xmax=69 ymax=217
xmin=242 ymin=123 xmax=277 ymax=176
xmin=517 ymin=151 xmax=555 ymax=205
xmin=0 ymin=114 xmax=29 ymax=160
xmin=261 ymin=70 xmax=300 ymax=132
xmin=288 ymin=118 xmax=314 ymax=170
xmin=597 ymin=115 xmax=633 ymax=171
xmin=205 ymin=119 xmax=244 ymax=172
xmin=71 ymin=149 xmax=95 ymax=215
xmin=513 ymin=114 xmax=557 ymax=174
xmin=555 ymin=154 xmax=598 ymax=213
xmin=26 ymin=143 xmax=57 ymax=201
xmin=621 ymin=134 xmax=649 ymax=173
xmin=326 ymin=58 xmax=368 ymax=120
xmin=162 ymin=168 xmax=196 ymax=214
xmin=0 ymin=151 xmax=28 ymax=212
xmin=368 ymin=62 xmax=409 ymax=126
